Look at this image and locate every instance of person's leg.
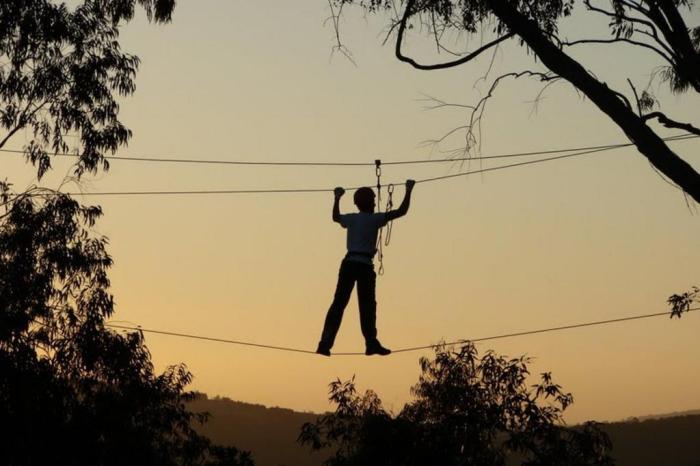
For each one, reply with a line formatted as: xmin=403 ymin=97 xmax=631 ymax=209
xmin=356 ymin=264 xmax=379 ymax=343
xmin=318 ymin=260 xmax=355 ymax=352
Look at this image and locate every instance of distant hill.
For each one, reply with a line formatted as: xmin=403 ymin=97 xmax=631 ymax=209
xmin=189 ymin=395 xmax=700 ymax=466
xmin=604 ymin=414 xmax=700 ymax=466
xmin=624 ymin=409 xmax=700 ymax=422
xmin=188 ymin=394 xmax=326 ymax=466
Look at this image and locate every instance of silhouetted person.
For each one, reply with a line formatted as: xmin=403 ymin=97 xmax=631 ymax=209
xmin=316 ymin=180 xmax=416 ymax=357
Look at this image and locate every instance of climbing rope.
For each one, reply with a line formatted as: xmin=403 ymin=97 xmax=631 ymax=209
xmin=374 ymin=162 xmax=396 ymax=275
xmin=384 ymin=183 xmax=395 ymax=247
xmin=375 ymin=159 xmax=386 ymax=275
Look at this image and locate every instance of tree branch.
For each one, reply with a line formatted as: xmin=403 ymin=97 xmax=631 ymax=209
xmin=562 ymin=37 xmax=674 ymax=66
xmin=418 ymin=93 xmax=476 ymax=111
xmin=395 ymin=0 xmax=514 ymax=70
xmin=325 ymin=0 xmax=357 ymax=66
xmin=488 ymin=0 xmax=700 ymax=202
xmin=652 ymin=0 xmax=700 ymax=92
xmin=627 ymin=78 xmax=643 ymax=116
xmin=0 ymin=98 xmax=49 ymax=149
xmin=633 ymin=27 xmax=676 ymax=58
xmin=583 ymin=0 xmax=649 ymax=26
xmin=580 ymin=1 xmax=677 ymax=63
xmin=642 ymin=2 xmax=678 ymax=46
xmin=618 ymin=0 xmax=652 ymax=20
xmin=421 ymin=70 xmax=560 ymax=156
xmin=656 ymin=0 xmax=696 ymax=54
xmin=642 ymin=112 xmax=700 ymax=136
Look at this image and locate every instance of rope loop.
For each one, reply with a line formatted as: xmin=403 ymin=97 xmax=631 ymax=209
xmin=377 ymin=248 xmax=384 ymax=276
xmin=384 ymin=184 xmax=394 ymax=247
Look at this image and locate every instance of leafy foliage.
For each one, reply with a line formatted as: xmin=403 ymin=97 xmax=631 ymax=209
xmin=0 ymin=3 xmax=254 ymax=461
xmin=300 ymin=343 xmax=613 ymax=466
xmin=0 ymin=182 xmax=253 ymax=465
xmin=0 ymin=0 xmax=175 ymax=178
xmin=668 ymin=286 xmax=699 ymax=318
xmin=608 ymin=0 xmax=699 ymax=94
xmin=335 ymin=0 xmax=574 ymax=36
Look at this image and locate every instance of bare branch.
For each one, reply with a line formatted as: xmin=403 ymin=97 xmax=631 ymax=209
xmin=468 ymin=72 xmax=559 ymax=151
xmin=473 ymin=42 xmax=502 ymax=88
xmin=418 ymin=124 xmax=471 ymax=150
xmin=579 ymin=1 xmax=677 ymax=60
xmin=627 ymin=78 xmax=642 ymax=116
xmin=394 ymin=0 xmax=515 ymax=71
xmin=562 ymin=38 xmax=675 ymax=65
xmin=430 ymin=9 xmax=441 ymax=54
xmin=618 ymin=0 xmax=653 ymax=21
xmin=434 ymin=25 xmax=464 ymax=57
xmin=422 ymin=71 xmax=560 ymax=156
xmin=633 ymin=27 xmax=676 ymax=58
xmin=642 ymin=112 xmax=700 ymax=136
xmin=326 ymin=0 xmax=357 ymax=66
xmin=525 ymin=78 xmax=566 ymax=116
xmin=417 ymin=94 xmax=476 ymax=111
xmin=584 ymin=0 xmax=652 ymax=27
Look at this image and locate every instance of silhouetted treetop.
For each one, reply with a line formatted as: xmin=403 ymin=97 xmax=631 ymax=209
xmin=0 ymin=3 xmax=257 ymax=464
xmin=300 ymin=342 xmax=613 ymax=466
xmin=0 ymin=183 xmax=252 ymax=465
xmin=0 ymin=0 xmax=176 ymax=178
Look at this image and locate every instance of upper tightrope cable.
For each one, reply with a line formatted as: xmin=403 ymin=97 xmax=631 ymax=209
xmin=49 ymin=137 xmax=697 ymax=197
xmin=1 ymin=134 xmax=695 ymax=167
xmin=6 ymin=134 xmax=697 ymax=198
xmin=105 ymin=307 xmax=698 ymax=356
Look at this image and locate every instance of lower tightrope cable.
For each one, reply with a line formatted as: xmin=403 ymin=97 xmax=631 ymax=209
xmin=105 ymin=307 xmax=698 ymax=356
xmin=106 ymin=324 xmax=318 ymax=354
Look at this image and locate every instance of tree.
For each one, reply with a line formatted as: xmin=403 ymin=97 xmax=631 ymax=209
xmin=0 ymin=0 xmax=175 ymax=177
xmin=331 ymin=0 xmax=700 ymax=203
xmin=299 ymin=342 xmax=613 ymax=466
xmin=1 ymin=2 xmax=252 ymax=463
xmin=0 ymin=184 xmax=253 ymax=465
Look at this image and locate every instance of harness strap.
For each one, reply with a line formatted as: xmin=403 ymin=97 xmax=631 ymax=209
xmin=345 ymin=251 xmax=375 ymax=259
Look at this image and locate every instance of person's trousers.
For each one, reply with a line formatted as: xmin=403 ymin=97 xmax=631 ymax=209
xmin=319 ymin=259 xmax=378 ymax=348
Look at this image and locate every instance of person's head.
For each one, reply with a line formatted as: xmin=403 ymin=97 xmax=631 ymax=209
xmin=353 ymin=187 xmax=375 ymax=213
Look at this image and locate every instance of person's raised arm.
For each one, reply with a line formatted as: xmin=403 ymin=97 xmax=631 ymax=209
xmin=332 ymin=187 xmax=345 ymax=223
xmin=385 ymin=180 xmax=415 ymax=221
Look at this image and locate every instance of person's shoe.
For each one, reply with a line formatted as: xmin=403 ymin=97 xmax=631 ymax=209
xmin=316 ymin=342 xmax=331 ymax=357
xmin=365 ymin=341 xmax=391 ymax=356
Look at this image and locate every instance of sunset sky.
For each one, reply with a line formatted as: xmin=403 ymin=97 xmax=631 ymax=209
xmin=4 ymin=0 xmax=699 ymax=423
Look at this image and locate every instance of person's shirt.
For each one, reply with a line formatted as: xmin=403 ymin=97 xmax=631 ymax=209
xmin=337 ymin=212 xmax=388 ymax=265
